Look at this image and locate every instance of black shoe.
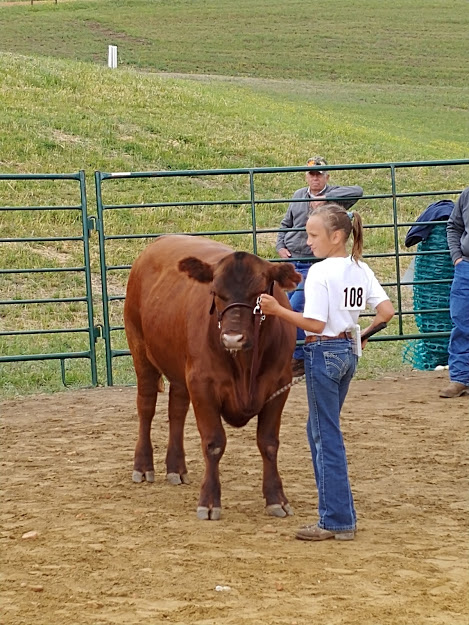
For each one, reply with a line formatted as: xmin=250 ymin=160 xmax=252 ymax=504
xmin=291 ymin=358 xmax=305 ymax=378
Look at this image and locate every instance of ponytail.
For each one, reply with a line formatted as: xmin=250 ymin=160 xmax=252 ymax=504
xmin=349 ymin=210 xmax=363 ymax=261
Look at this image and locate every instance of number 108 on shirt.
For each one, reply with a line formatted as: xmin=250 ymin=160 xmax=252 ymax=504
xmin=342 ymin=287 xmax=365 ymax=310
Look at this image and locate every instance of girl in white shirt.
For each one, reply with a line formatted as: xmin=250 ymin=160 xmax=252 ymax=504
xmin=260 ymin=203 xmax=394 ymax=541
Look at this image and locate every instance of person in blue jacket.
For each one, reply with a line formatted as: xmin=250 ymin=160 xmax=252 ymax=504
xmin=439 ymin=187 xmax=469 ymax=398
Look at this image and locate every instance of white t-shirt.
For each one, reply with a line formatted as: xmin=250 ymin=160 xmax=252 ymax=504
xmin=303 ymin=256 xmax=390 ymax=337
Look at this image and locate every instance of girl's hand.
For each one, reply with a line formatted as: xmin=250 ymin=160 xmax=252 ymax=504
xmin=259 ymin=293 xmax=281 ymax=315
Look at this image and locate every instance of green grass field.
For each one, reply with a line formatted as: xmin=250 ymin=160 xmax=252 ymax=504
xmin=1 ymin=0 xmax=468 ymax=396
xmin=2 ymin=0 xmax=468 ymax=87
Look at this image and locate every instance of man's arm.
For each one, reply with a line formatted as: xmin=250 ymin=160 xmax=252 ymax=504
xmin=276 ymin=204 xmax=294 ymax=254
xmin=323 ymin=185 xmax=364 ymax=209
xmin=277 ymin=189 xmax=307 ymax=254
xmin=447 ymin=189 xmax=468 ymax=264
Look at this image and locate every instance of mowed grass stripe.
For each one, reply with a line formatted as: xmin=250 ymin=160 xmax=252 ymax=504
xmin=0 ymin=0 xmax=468 ymax=87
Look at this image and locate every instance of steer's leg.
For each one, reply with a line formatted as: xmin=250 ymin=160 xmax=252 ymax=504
xmin=192 ymin=402 xmax=226 ymax=520
xmin=166 ymin=382 xmax=191 ymax=485
xmin=132 ymin=353 xmax=162 ymax=484
xmin=257 ymin=396 xmax=293 ymax=518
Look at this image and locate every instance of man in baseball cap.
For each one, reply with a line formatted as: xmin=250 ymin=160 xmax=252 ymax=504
xmin=276 ymin=156 xmax=364 ymax=378
xmin=306 ymin=155 xmax=328 ymax=173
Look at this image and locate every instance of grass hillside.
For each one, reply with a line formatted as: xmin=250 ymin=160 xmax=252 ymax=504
xmin=1 ymin=53 xmax=467 ymax=177
xmin=0 ymin=0 xmax=467 ymax=178
xmin=1 ymin=0 xmax=468 ymax=395
xmin=1 ymin=0 xmax=468 ymax=87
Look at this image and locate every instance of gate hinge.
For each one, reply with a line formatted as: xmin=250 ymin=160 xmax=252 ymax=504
xmin=93 ymin=324 xmax=103 ymax=342
xmin=87 ymin=216 xmax=99 ymax=235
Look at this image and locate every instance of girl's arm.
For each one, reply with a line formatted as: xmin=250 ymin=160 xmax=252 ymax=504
xmin=361 ymin=299 xmax=395 ymax=347
xmin=259 ymin=294 xmax=326 ymax=334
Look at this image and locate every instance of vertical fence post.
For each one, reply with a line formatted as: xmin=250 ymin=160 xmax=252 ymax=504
xmin=249 ymin=170 xmax=258 ymax=255
xmin=390 ymin=164 xmax=404 ymax=336
xmin=94 ymin=171 xmax=114 ymax=386
xmin=79 ymin=170 xmax=98 ymax=387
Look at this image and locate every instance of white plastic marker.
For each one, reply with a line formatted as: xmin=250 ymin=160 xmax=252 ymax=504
xmin=108 ymin=45 xmax=118 ymax=69
xmin=352 ymin=324 xmax=362 ymax=357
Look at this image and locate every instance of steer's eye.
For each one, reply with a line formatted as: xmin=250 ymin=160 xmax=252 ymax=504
xmin=213 ymin=291 xmax=228 ymax=303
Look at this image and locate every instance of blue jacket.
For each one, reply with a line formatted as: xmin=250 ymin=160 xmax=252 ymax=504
xmin=405 ymin=200 xmax=455 ymax=248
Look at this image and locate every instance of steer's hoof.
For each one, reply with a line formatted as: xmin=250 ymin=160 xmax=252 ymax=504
xmin=132 ymin=470 xmax=155 ymax=483
xmin=197 ymin=506 xmax=222 ymax=520
xmin=167 ymin=472 xmax=190 ymax=485
xmin=266 ymin=503 xmax=294 ymax=518
xmin=132 ymin=470 xmax=144 ymax=483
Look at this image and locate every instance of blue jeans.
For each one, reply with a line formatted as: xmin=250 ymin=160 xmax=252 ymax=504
xmin=304 ymin=339 xmax=358 ymax=531
xmin=288 ymin=261 xmax=313 ymax=360
xmin=449 ymin=260 xmax=469 ymax=386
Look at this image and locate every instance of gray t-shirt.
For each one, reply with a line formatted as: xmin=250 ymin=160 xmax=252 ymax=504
xmin=447 ymin=187 xmax=469 ymax=264
xmin=276 ymin=184 xmax=364 ymax=258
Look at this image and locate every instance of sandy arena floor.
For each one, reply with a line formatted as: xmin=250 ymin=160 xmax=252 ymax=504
xmin=1 ymin=370 xmax=468 ymax=625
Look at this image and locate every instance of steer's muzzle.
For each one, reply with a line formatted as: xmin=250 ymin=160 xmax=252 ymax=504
xmin=217 ymin=302 xmax=255 ymax=351
xmin=221 ymin=333 xmax=245 ymax=351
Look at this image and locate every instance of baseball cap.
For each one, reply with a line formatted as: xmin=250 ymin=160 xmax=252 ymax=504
xmin=306 ymin=156 xmax=328 ymax=174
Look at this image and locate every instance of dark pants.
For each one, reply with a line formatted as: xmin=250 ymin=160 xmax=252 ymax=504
xmin=288 ymin=261 xmax=312 ymax=360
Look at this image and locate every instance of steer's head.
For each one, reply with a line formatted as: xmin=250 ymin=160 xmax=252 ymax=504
xmin=179 ymin=251 xmax=301 ymax=351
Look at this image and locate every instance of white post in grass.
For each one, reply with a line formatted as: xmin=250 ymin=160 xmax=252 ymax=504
xmin=108 ymin=45 xmax=118 ymax=69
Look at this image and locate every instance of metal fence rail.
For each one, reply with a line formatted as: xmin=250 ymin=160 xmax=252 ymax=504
xmin=1 ymin=159 xmax=468 ymax=391
xmin=0 ymin=171 xmax=98 ymax=387
xmin=95 ymin=158 xmax=468 ymax=385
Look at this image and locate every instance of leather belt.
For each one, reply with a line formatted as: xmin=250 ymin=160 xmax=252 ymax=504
xmin=305 ymin=332 xmax=352 ymax=344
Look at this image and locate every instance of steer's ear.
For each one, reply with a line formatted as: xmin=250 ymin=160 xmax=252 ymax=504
xmin=179 ymin=257 xmax=214 ymax=283
xmin=269 ymin=262 xmax=302 ymax=292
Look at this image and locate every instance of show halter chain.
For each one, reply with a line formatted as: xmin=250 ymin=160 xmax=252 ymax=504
xmin=265 ymin=374 xmax=305 ymax=403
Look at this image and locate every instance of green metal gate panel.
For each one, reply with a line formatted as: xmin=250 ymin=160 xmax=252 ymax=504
xmin=94 ymin=166 xmax=263 ymax=386
xmin=3 ymin=161 xmax=467 ymax=391
xmin=0 ymin=171 xmax=98 ymax=391
xmin=95 ymin=159 xmax=468 ymax=386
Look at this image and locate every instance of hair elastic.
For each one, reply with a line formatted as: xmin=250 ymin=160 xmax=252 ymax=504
xmin=347 ymin=211 xmax=354 ymax=220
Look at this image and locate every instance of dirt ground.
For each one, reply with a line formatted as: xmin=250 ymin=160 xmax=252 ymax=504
xmin=1 ymin=371 xmax=468 ymax=625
